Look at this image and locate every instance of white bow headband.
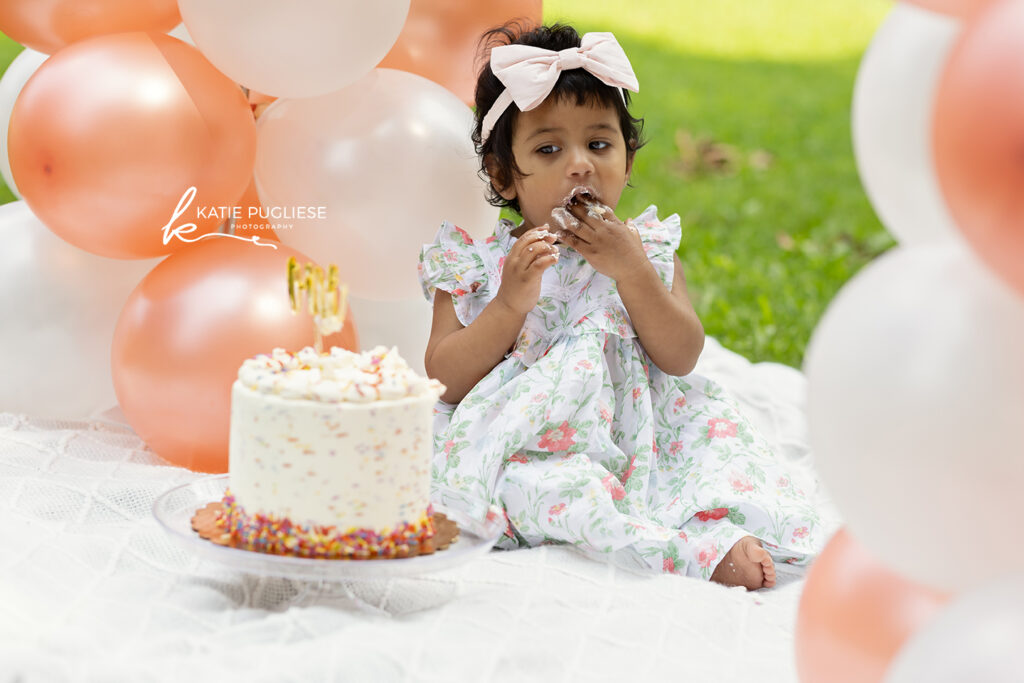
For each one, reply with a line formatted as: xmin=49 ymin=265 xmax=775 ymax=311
xmin=480 ymin=31 xmax=640 ymax=143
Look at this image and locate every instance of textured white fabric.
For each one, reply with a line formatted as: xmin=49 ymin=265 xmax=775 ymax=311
xmin=0 ymin=338 xmax=841 ymax=682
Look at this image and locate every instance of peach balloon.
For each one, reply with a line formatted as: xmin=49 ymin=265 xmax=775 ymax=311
xmin=8 ymin=32 xmax=255 ymax=259
xmin=933 ymin=0 xmax=1024 ymax=297
xmin=901 ymin=0 xmax=994 ymax=19
xmin=111 ymin=238 xmax=358 ymax=473
xmin=380 ymin=0 xmax=542 ymax=105
xmin=0 ymin=0 xmax=180 ymax=54
xmin=796 ymin=529 xmax=949 ymax=683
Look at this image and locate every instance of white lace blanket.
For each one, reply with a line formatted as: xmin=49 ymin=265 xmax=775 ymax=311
xmin=0 ymin=338 xmax=840 ymax=682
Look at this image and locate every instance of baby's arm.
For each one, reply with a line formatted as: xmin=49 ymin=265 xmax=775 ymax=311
xmin=617 ymin=252 xmax=705 ymax=376
xmin=561 ymin=203 xmax=704 ymax=376
xmin=425 ymin=227 xmax=558 ymax=403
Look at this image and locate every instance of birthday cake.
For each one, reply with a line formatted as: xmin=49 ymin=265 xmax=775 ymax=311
xmin=208 ymin=345 xmax=447 ymax=559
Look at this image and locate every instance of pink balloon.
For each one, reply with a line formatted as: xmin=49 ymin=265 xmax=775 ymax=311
xmin=379 ymin=0 xmax=543 ymax=105
xmin=796 ymin=529 xmax=950 ymax=683
xmin=901 ymin=0 xmax=994 ymax=18
xmin=0 ymin=0 xmax=180 ymax=54
xmin=8 ymin=32 xmax=256 ymax=259
xmin=111 ymin=238 xmax=356 ymax=473
xmin=933 ymin=0 xmax=1024 ymax=297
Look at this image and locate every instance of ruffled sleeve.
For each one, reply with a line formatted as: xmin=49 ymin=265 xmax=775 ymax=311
xmin=631 ymin=205 xmax=682 ymax=290
xmin=418 ymin=221 xmax=494 ymax=327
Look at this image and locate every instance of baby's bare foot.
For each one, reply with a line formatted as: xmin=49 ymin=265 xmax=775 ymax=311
xmin=710 ymin=536 xmax=776 ymax=590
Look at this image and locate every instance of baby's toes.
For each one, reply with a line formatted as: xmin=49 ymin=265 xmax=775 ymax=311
xmin=745 ymin=540 xmax=777 ymax=588
xmin=761 ymin=548 xmax=774 ymax=585
xmin=761 ymin=555 xmax=777 ymax=588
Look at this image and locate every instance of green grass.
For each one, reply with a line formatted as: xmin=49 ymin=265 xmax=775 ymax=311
xmin=0 ymin=31 xmax=22 ymax=204
xmin=545 ymin=0 xmax=892 ymax=61
xmin=0 ymin=2 xmax=895 ymax=367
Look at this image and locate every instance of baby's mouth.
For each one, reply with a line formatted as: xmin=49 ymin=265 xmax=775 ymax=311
xmin=562 ymin=185 xmax=608 ymax=218
xmin=549 ymin=186 xmax=610 ymax=245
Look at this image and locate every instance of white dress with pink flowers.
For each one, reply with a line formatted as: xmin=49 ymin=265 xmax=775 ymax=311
xmin=418 ymin=206 xmax=826 ymax=578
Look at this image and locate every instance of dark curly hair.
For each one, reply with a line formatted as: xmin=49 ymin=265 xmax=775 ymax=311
xmin=472 ymin=22 xmax=646 ymax=215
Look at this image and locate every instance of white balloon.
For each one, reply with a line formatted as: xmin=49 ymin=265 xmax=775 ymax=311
xmin=885 ymin=575 xmax=1024 ymax=683
xmin=0 ymin=48 xmax=47 ymax=200
xmin=166 ymin=23 xmax=195 ymax=47
xmin=256 ymin=68 xmax=498 ymax=301
xmin=852 ymin=4 xmax=962 ymax=245
xmin=805 ymin=244 xmax=1024 ymax=591
xmin=346 ymin=295 xmax=434 ymax=377
xmin=0 ymin=202 xmax=161 ymax=418
xmin=178 ymin=0 xmax=410 ymax=98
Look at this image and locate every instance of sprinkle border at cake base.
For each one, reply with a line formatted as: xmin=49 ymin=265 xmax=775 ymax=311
xmin=191 ymin=490 xmax=460 ymax=560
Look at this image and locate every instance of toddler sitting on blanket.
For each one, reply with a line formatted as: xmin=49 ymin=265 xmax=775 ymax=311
xmin=418 ymin=22 xmax=826 ymax=589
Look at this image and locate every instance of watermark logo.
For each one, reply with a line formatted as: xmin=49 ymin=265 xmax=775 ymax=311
xmin=160 ymin=186 xmax=278 ymax=249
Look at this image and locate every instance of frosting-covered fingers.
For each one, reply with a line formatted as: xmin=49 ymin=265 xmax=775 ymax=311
xmin=525 ymin=225 xmax=558 ymax=243
xmin=529 ymin=244 xmax=560 ymax=268
xmin=523 ymin=224 xmax=561 ymax=257
xmin=551 ymin=206 xmax=580 ymax=231
xmin=580 ymin=198 xmax=610 ymax=219
xmin=566 ymin=199 xmax=609 ymax=225
xmin=562 ymin=185 xmax=612 ymax=221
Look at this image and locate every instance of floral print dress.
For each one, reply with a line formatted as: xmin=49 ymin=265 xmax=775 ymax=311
xmin=418 ymin=206 xmax=826 ymax=578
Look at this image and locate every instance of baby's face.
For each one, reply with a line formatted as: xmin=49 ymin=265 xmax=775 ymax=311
xmin=499 ymin=97 xmax=632 ymax=232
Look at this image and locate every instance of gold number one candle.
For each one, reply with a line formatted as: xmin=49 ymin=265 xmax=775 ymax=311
xmin=287 ymin=257 xmax=349 ymax=354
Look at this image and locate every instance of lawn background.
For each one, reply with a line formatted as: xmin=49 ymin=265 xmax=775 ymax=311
xmin=0 ymin=1 xmax=896 ymax=368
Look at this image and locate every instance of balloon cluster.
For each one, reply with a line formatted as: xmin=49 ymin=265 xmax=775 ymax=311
xmin=0 ymin=1 xmax=541 ymax=471
xmin=798 ymin=1 xmax=1024 ymax=681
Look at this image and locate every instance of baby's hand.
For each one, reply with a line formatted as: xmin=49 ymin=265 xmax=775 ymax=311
xmin=494 ymin=226 xmax=559 ymax=315
xmin=562 ymin=201 xmax=646 ymax=282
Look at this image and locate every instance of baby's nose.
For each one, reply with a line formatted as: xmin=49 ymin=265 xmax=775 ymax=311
xmin=565 ymin=147 xmax=595 ymax=176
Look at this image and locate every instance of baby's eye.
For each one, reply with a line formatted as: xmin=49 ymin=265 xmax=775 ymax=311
xmin=537 ymin=144 xmax=561 ymax=154
xmin=590 ymin=140 xmax=611 ymax=151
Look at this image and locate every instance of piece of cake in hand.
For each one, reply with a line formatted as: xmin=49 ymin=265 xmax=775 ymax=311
xmin=219 ymin=345 xmax=446 ymax=559
xmin=566 ymin=184 xmax=609 ymax=219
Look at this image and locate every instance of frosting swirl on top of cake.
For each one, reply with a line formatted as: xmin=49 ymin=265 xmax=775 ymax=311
xmin=237 ymin=345 xmax=444 ymax=403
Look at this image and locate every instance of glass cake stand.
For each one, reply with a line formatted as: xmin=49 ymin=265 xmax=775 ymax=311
xmin=153 ymin=474 xmax=504 ymax=582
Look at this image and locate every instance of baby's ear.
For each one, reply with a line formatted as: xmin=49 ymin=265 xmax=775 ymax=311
xmin=484 ymin=154 xmax=517 ymax=201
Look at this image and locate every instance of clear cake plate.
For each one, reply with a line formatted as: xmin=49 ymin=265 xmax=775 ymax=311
xmin=153 ymin=474 xmax=504 ymax=582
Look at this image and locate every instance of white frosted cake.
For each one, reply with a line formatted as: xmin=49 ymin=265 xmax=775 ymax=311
xmin=218 ymin=345 xmax=445 ymax=559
